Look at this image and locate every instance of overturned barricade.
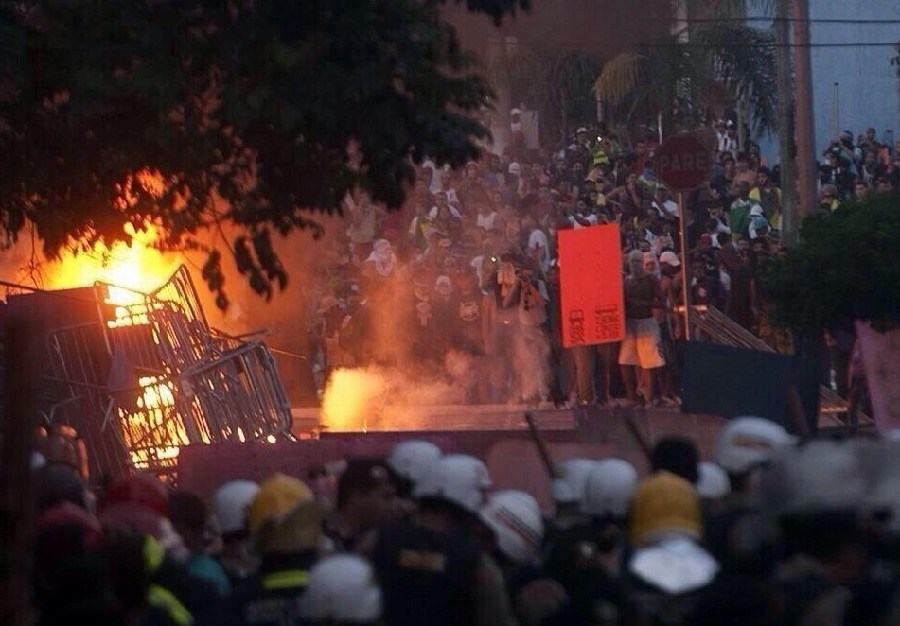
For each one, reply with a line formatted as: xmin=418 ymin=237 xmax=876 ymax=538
xmin=11 ymin=266 xmax=291 ymax=481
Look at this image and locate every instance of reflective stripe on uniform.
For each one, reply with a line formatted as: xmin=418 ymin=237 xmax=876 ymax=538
xmin=148 ymin=583 xmax=194 ymax=626
xmin=143 ymin=535 xmax=166 ymax=572
xmin=262 ymin=569 xmax=310 ymax=590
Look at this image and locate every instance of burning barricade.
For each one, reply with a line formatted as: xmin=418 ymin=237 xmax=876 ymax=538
xmin=4 ymin=265 xmax=292 ymax=481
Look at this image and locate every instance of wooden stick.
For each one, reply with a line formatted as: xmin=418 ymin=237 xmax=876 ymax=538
xmin=524 ymin=412 xmax=561 ymax=480
xmin=622 ymin=409 xmax=654 ymax=462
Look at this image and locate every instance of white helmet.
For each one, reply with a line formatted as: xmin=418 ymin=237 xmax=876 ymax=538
xmin=860 ymin=441 xmax=900 ymax=532
xmin=414 ymin=454 xmax=492 ymax=513
xmin=299 ymin=554 xmax=381 ymax=623
xmin=762 ymin=439 xmax=866 ymax=515
xmin=389 ymin=440 xmax=442 ymax=486
xmin=30 ymin=452 xmax=47 ymax=471
xmin=868 ymin=481 xmax=900 ymax=533
xmin=213 ymin=480 xmax=260 ymax=534
xmin=480 ymin=490 xmax=544 ymax=565
xmin=696 ymin=462 xmax=731 ymax=500
xmin=582 ymin=459 xmax=638 ymax=518
xmin=551 ymin=458 xmax=598 ymax=506
xmin=714 ymin=417 xmax=797 ymax=475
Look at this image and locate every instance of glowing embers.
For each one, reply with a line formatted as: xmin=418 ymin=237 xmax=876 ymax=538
xmin=122 ymin=375 xmax=189 ymax=471
xmin=107 ymin=302 xmax=154 ymax=329
xmin=102 ymin=280 xmax=160 ymax=329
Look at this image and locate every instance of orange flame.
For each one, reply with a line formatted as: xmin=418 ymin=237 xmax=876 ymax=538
xmin=125 ymin=375 xmax=187 ymax=471
xmin=41 ymin=222 xmax=188 ymax=471
xmin=45 ymin=224 xmax=181 ymax=304
xmin=321 ymin=368 xmax=386 ymax=431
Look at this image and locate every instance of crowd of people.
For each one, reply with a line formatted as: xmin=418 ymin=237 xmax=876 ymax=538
xmin=817 ymin=128 xmax=900 ymax=206
xmin=20 ymin=111 xmax=900 ymax=625
xmin=308 ymin=114 xmax=890 ymax=412
xmin=27 ymin=418 xmax=900 ymax=625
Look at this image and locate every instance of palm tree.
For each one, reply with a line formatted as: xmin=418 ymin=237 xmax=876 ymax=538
xmin=488 ymin=47 xmax=602 ymax=147
xmin=593 ymin=21 xmax=777 ymax=142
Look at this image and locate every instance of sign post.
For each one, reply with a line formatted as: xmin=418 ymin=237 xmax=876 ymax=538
xmin=675 ymin=190 xmax=692 ymax=339
xmin=656 ymin=133 xmax=713 ymax=341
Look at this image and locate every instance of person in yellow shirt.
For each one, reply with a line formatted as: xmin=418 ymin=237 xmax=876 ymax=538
xmin=818 ymin=184 xmax=840 ymax=214
xmin=749 ymin=167 xmax=782 ymax=235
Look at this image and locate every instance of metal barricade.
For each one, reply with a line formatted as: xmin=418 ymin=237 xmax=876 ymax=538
xmin=45 ymin=266 xmax=292 ymax=479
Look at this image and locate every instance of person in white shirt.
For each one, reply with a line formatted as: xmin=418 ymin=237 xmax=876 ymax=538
xmin=428 ymin=191 xmax=462 ymax=219
xmin=719 ymin=266 xmax=732 ymax=294
xmin=714 ymin=120 xmax=737 ymax=155
xmin=475 ymin=203 xmax=498 ymax=231
xmin=439 ymin=171 xmax=461 ymax=209
xmin=563 ymin=200 xmax=601 ymax=229
xmin=421 ymin=157 xmax=444 ymax=194
xmin=569 ymin=212 xmax=599 ymax=229
xmin=704 ymin=213 xmax=731 ymax=248
xmin=651 ymin=186 xmax=679 ymax=220
xmin=523 ymin=213 xmax=550 ymax=273
xmin=510 ymin=107 xmax=523 ymax=134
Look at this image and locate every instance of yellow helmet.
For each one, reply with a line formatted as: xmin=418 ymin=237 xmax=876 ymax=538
xmin=630 ymin=471 xmax=701 ymax=547
xmin=248 ymin=474 xmax=321 ymax=552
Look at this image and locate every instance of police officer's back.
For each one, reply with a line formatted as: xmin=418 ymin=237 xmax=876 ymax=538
xmin=368 ymin=454 xmax=516 ymax=626
xmin=229 ymin=474 xmax=324 ymax=626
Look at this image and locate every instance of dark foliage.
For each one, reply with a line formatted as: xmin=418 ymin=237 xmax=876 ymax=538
xmin=0 ymin=0 xmax=527 ymax=303
xmin=767 ymin=195 xmax=900 ymax=331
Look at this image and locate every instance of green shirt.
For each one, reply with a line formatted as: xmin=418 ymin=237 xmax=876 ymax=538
xmin=728 ymin=198 xmax=755 ymax=237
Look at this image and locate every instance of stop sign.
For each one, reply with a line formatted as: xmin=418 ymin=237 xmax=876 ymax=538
xmin=656 ymin=133 xmax=713 ymax=191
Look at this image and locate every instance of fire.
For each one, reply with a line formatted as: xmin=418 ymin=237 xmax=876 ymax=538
xmin=45 ymin=223 xmax=180 ymax=305
xmin=124 ymin=375 xmax=189 ymax=471
xmin=321 ymin=368 xmax=386 ymax=432
xmin=37 ymin=241 xmax=291 ymax=478
xmin=320 ymin=365 xmax=471 ymax=432
xmin=43 ymin=221 xmax=184 ymax=471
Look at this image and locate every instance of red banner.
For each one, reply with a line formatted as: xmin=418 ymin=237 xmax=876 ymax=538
xmin=558 ymin=223 xmax=625 ymax=347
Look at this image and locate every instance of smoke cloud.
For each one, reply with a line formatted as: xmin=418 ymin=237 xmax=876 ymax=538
xmin=321 ymin=351 xmax=484 ymax=432
xmin=1 ymin=205 xmax=556 ymax=424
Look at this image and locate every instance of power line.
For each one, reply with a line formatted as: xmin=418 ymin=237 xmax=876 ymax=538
xmin=664 ymin=17 xmax=900 ymax=25
xmin=643 ymin=42 xmax=900 ymax=49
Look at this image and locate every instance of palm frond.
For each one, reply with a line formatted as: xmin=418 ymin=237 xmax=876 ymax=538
xmin=495 ymin=49 xmax=600 ymax=143
xmin=694 ymin=24 xmax=778 ymax=136
xmin=746 ymin=0 xmax=775 ymax=14
xmin=698 ymin=0 xmax=747 ymax=18
xmin=694 ymin=0 xmax=773 ymax=18
xmin=593 ymin=53 xmax=646 ymax=107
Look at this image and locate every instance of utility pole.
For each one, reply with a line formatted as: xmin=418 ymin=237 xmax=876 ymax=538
xmin=776 ymin=0 xmax=798 ymax=246
xmin=792 ymin=0 xmax=817 ymax=226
